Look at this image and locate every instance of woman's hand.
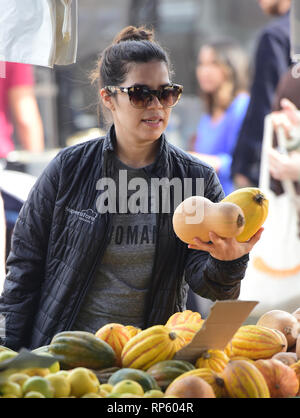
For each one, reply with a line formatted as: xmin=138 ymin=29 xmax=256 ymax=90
xmin=188 ymin=151 xmax=221 ymax=172
xmin=187 ymin=228 xmax=264 ymax=261
xmin=268 ymin=148 xmax=300 ymax=182
xmin=271 ymin=98 xmax=300 ymax=138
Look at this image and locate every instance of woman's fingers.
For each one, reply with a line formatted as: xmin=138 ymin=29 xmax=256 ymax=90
xmin=244 ymin=227 xmax=264 ymax=251
xmin=280 ymin=98 xmax=297 ymax=111
xmin=271 ymin=99 xmax=299 ymax=138
xmin=187 ymin=228 xmax=264 ymax=261
xmin=188 ymin=237 xmax=212 ymax=252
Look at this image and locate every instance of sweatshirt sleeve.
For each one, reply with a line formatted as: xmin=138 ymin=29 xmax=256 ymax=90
xmin=0 ymin=153 xmax=62 ymax=350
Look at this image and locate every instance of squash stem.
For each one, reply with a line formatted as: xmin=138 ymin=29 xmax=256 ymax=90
xmin=169 ymin=332 xmax=178 ymax=341
xmin=237 ymin=214 xmax=245 ymax=227
xmin=253 ymin=193 xmax=265 ymax=205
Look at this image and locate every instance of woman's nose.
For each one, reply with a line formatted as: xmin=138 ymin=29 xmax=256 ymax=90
xmin=147 ymin=94 xmax=163 ymax=108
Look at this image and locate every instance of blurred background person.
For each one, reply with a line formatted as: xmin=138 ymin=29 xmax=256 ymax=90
xmin=0 ymin=192 xmax=5 ymax=284
xmin=268 ymin=66 xmax=300 ymax=198
xmin=269 ymin=98 xmax=300 ymax=182
xmin=0 ymin=62 xmax=44 ymax=159
xmin=269 ymin=65 xmax=300 ymax=243
xmin=231 ymin=0 xmax=291 ymax=189
xmin=188 ymin=40 xmax=250 ymax=195
xmin=0 ymin=62 xmax=45 ymax=270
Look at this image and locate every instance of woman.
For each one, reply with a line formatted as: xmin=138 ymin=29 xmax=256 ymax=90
xmin=189 ymin=40 xmax=250 ymax=195
xmin=0 ymin=26 xmax=262 ymax=351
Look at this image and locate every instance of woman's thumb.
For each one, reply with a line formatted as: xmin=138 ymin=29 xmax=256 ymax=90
xmin=280 ymin=98 xmax=297 ymax=111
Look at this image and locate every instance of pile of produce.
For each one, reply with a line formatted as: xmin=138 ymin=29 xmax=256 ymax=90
xmin=1 ymin=307 xmax=300 ymax=398
xmin=0 ymin=187 xmax=280 ymax=398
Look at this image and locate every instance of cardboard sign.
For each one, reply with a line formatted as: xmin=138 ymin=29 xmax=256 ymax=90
xmin=174 ymin=300 xmax=258 ymax=363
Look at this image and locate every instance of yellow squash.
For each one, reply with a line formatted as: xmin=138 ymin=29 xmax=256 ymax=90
xmin=166 ymin=322 xmax=204 ymax=345
xmin=230 ymin=325 xmax=286 ymax=360
xmin=222 ymin=359 xmax=270 ymax=398
xmin=165 ymin=310 xmax=203 ymax=327
xmin=222 ymin=187 xmax=269 ymax=242
xmin=195 ymin=349 xmax=229 ymax=373
xmin=121 ymin=325 xmax=185 ymax=371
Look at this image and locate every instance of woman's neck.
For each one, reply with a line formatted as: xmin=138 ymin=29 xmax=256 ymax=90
xmin=211 ymin=107 xmax=225 ymax=123
xmin=115 ymin=137 xmax=160 ymax=169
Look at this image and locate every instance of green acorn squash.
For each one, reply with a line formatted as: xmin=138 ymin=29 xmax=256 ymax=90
xmin=48 ymin=331 xmax=116 ymax=370
xmin=108 ymin=368 xmax=160 ymax=392
xmin=146 ymin=359 xmax=195 ymax=390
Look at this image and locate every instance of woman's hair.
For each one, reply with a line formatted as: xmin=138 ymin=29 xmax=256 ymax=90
xmin=90 ymin=25 xmax=173 ymax=126
xmin=198 ymin=39 xmax=250 ymax=114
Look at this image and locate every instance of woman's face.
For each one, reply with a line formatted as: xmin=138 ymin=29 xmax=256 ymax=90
xmin=196 ymin=46 xmax=226 ymax=94
xmin=257 ymin=0 xmax=282 ymax=16
xmin=105 ymin=60 xmax=172 ymax=146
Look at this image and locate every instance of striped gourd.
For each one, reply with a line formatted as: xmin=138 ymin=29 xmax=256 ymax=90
xmin=224 ymin=342 xmax=234 ymax=358
xmin=222 ymin=360 xmax=270 ymax=398
xmin=166 ymin=310 xmax=203 ymax=327
xmin=195 ymin=349 xmax=229 ymax=373
xmin=290 ymin=360 xmax=300 ymax=395
xmin=166 ymin=322 xmax=204 ymax=345
xmin=121 ymin=325 xmax=185 ymax=370
xmin=125 ymin=325 xmax=142 ymax=339
xmin=229 ymin=356 xmax=255 ymax=364
xmin=230 ymin=325 xmax=286 ymax=360
xmin=171 ymin=367 xmax=227 ymax=398
xmin=95 ymin=323 xmax=131 ymax=366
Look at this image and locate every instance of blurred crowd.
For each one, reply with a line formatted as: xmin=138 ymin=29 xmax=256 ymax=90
xmin=0 ymin=0 xmax=299 ymax=289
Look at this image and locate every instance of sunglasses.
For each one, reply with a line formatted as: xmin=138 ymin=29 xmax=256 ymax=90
xmin=104 ymin=83 xmax=183 ymax=109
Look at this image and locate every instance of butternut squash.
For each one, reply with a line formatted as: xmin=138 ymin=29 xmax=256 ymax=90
xmin=172 ymin=196 xmax=245 ymax=244
xmin=222 ymin=187 xmax=269 ymax=242
xmin=256 ymin=310 xmax=300 ymax=349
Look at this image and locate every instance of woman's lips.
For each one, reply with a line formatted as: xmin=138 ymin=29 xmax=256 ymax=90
xmin=142 ymin=118 xmax=163 ymax=128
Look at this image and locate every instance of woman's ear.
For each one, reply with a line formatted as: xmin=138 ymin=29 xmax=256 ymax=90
xmin=100 ymin=88 xmax=115 ymax=111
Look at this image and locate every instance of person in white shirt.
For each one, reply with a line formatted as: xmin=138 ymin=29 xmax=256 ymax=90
xmin=269 ymin=98 xmax=300 ymax=182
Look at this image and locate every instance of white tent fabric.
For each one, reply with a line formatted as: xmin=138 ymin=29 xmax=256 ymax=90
xmin=291 ymin=0 xmax=300 ymax=62
xmin=0 ymin=0 xmax=78 ymax=68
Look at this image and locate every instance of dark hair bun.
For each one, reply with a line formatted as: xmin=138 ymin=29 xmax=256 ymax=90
xmin=113 ymin=25 xmax=154 ymax=44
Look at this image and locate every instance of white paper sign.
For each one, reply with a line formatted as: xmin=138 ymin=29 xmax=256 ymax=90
xmin=291 ymin=0 xmax=300 ymax=62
